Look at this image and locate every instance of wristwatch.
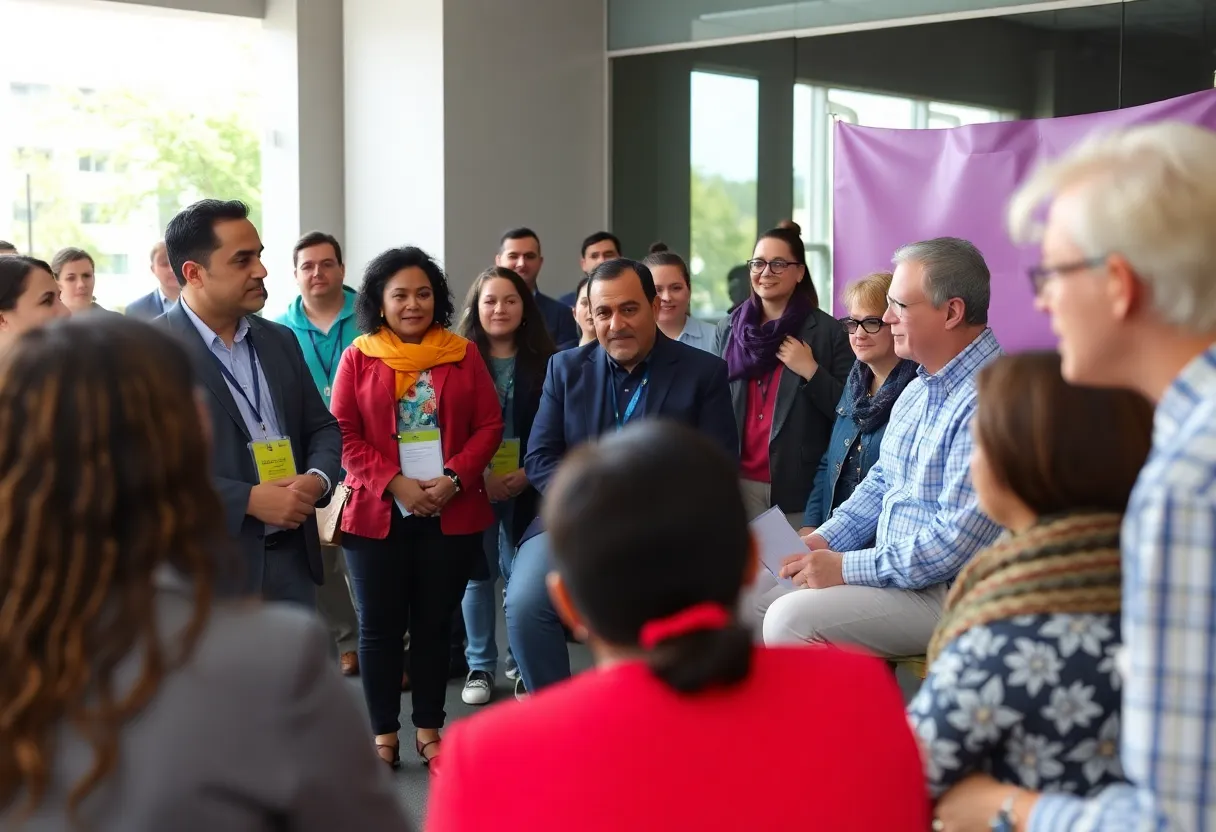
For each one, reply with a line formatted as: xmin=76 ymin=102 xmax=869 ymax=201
xmin=990 ymin=794 xmax=1019 ymax=832
xmin=443 ymin=468 xmax=462 ymax=494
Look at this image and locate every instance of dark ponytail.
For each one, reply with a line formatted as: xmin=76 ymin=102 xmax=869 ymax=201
xmin=645 ymin=625 xmax=753 ymax=694
xmin=543 ymin=421 xmax=755 ymax=696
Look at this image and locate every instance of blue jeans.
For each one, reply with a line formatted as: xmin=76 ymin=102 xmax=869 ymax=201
xmin=461 ymin=501 xmax=515 ymax=673
xmin=504 ymin=531 xmax=570 ymax=692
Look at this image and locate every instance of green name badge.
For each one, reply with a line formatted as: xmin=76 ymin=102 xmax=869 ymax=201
xmin=489 ymin=439 xmax=521 ymax=476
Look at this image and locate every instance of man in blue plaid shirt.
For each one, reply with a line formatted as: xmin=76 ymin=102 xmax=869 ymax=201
xmin=929 ymin=123 xmax=1216 ymax=832
xmin=758 ymin=237 xmax=1003 ymax=658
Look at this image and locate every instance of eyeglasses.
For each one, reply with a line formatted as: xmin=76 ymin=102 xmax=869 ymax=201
xmin=1027 ymin=256 xmax=1107 ymax=296
xmin=885 ymin=294 xmax=925 ymax=319
xmin=839 ymin=316 xmax=888 ymax=334
xmin=747 ymin=259 xmax=800 ymax=275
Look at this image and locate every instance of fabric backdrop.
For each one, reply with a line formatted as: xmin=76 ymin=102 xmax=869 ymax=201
xmin=832 ymin=88 xmax=1216 ymax=352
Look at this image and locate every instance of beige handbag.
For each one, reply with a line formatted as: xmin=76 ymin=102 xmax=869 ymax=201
xmin=317 ymin=482 xmax=352 ymax=547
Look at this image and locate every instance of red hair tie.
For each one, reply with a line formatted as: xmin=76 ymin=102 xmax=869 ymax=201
xmin=638 ymin=602 xmax=731 ymax=649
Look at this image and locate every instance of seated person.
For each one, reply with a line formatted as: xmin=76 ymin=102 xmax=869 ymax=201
xmin=428 ymin=421 xmax=930 ymax=832
xmin=912 ymin=352 xmax=1152 ymax=829
xmin=800 ymin=271 xmax=917 ymax=533
xmin=758 ymin=237 xmax=1003 ymax=658
xmin=507 ymin=258 xmax=737 ymax=696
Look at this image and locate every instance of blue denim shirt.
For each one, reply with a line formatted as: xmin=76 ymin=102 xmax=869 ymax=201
xmin=801 ymin=386 xmax=887 ymax=528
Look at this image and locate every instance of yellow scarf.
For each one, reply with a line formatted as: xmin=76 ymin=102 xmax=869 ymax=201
xmin=353 ymin=325 xmax=469 ymax=400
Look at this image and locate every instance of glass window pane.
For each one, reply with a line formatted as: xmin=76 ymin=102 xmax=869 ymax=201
xmin=689 ymin=70 xmax=758 ymax=317
xmin=0 ymin=0 xmax=262 ymax=312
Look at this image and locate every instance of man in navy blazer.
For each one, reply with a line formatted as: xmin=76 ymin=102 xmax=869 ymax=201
xmin=505 ymin=258 xmax=737 ymax=696
xmin=496 ymin=227 xmax=580 ymax=348
xmin=125 ymin=241 xmax=181 ymax=320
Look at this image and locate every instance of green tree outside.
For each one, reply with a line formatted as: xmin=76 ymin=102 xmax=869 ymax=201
xmin=689 ymin=167 xmax=756 ymax=318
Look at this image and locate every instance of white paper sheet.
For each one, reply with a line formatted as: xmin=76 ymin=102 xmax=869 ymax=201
xmin=749 ymin=506 xmax=810 ymax=589
xmin=396 ymin=429 xmax=445 ymax=517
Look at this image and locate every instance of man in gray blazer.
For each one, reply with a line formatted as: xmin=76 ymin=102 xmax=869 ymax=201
xmin=159 ymin=199 xmax=342 ymax=606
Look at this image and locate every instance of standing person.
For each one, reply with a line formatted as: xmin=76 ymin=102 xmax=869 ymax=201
xmin=759 ymin=237 xmax=1002 ymax=661
xmin=158 ymin=199 xmax=342 ymax=607
xmin=275 ymin=231 xmax=362 ymax=676
xmin=331 ymin=246 xmax=502 ymax=769
xmin=0 ymin=317 xmax=412 ymax=832
xmin=569 ymin=277 xmax=596 ymax=347
xmin=929 ymin=123 xmax=1216 ymax=831
xmin=428 ymin=422 xmax=930 ymax=832
xmin=800 ymin=271 xmax=916 ymax=534
xmin=495 ymin=227 xmax=579 ymax=347
xmin=557 ymin=232 xmax=622 ymax=307
xmin=714 ymin=227 xmax=853 ymax=525
xmin=126 ymin=241 xmax=181 ymax=319
xmin=0 ymin=255 xmax=70 ymax=350
xmin=644 ymin=243 xmax=716 ymax=353
xmin=456 ymin=266 xmax=555 ymax=705
xmin=508 ymin=258 xmax=737 ymax=696
xmin=51 ymin=247 xmax=111 ymax=315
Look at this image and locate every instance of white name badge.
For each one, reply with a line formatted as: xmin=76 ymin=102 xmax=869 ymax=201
xmin=396 ymin=428 xmax=444 ymax=516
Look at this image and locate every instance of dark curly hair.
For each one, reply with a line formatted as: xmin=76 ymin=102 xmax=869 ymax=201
xmin=354 ymin=246 xmax=455 ymax=334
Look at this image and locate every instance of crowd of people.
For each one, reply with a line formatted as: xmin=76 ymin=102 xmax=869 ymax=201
xmin=0 ymin=117 xmax=1213 ymax=832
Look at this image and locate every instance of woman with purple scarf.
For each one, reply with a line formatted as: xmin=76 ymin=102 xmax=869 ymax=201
xmin=713 ymin=227 xmax=853 ymax=524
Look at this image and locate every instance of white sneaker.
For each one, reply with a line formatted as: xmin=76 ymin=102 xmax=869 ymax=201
xmin=514 ymin=676 xmax=528 ymax=702
xmin=461 ymin=670 xmax=494 ymax=706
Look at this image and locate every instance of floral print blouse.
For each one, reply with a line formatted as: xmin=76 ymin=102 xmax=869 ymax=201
xmin=397 ymin=371 xmax=438 ymax=432
xmin=908 ymin=613 xmax=1125 ymax=799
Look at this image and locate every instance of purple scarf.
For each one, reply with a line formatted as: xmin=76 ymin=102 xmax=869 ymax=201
xmin=724 ymin=292 xmax=814 ymax=382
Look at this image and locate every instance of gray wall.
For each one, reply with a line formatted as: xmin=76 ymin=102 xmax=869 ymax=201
xmin=443 ymin=0 xmax=608 ymax=300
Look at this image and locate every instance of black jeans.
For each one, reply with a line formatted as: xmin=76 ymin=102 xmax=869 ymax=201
xmin=343 ymin=512 xmax=480 ymax=733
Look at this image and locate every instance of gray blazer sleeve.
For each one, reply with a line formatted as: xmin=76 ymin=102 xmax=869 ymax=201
xmin=277 ymin=618 xmax=413 ymax=831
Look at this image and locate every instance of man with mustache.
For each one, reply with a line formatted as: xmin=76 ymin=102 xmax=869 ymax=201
xmin=506 ymin=258 xmax=738 ymax=697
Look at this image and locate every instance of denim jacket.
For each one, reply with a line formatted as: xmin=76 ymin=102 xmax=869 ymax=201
xmin=801 ymin=386 xmax=888 ymax=528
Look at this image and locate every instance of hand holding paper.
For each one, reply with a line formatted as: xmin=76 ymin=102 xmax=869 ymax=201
xmin=749 ymin=507 xmax=811 ymax=589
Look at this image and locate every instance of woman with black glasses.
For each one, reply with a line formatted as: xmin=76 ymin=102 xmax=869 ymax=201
xmin=798 ymin=271 xmax=917 ymax=535
xmin=713 ymin=227 xmax=853 ymax=525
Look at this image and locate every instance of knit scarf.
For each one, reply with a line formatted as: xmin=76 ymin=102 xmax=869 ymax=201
xmin=848 ymin=358 xmax=919 ymax=434
xmin=723 ymin=292 xmax=813 ymax=382
xmin=927 ymin=512 xmax=1123 ymax=666
xmin=352 ymin=325 xmax=468 ymax=400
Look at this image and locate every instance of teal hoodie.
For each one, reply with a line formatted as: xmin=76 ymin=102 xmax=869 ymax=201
xmin=275 ymin=286 xmax=359 ymax=407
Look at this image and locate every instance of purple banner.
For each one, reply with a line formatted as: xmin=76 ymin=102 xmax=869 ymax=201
xmin=832 ymin=89 xmax=1216 ymax=352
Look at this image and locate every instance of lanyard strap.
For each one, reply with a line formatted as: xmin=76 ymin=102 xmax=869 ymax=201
xmin=306 ymin=320 xmax=345 ymax=382
xmin=609 ymin=367 xmax=649 ymax=431
xmin=211 ymin=331 xmax=266 ymax=431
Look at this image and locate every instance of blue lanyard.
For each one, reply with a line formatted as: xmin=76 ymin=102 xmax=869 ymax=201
xmin=211 ymin=330 xmax=266 ymax=432
xmin=307 ymin=320 xmax=345 ymax=382
xmin=609 ymin=367 xmax=649 ymax=430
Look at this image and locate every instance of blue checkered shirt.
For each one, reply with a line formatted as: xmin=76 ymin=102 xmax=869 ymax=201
xmin=816 ymin=328 xmax=1003 ymax=589
xmin=1030 ymin=344 xmax=1216 ymax=832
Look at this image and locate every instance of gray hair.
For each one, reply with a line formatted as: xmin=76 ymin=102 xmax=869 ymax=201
xmin=892 ymin=237 xmax=990 ymax=326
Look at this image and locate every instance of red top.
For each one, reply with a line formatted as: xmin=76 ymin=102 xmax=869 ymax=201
xmin=427 ymin=646 xmax=931 ymax=832
xmin=739 ymin=366 xmax=781 ymax=482
xmin=330 ymin=343 xmax=503 ymax=538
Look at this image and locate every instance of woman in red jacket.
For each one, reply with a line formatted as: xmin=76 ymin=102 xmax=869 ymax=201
xmin=331 ymin=246 xmax=502 ymax=770
xmin=427 ymin=421 xmax=930 ymax=832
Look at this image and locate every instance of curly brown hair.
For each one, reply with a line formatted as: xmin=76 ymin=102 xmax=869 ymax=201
xmin=0 ymin=316 xmax=225 ymax=822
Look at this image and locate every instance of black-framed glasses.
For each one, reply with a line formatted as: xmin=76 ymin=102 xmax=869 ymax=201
xmin=747 ymin=258 xmax=800 ymax=275
xmin=1027 ymin=256 xmax=1107 ymax=295
xmin=839 ymin=316 xmax=888 ymax=334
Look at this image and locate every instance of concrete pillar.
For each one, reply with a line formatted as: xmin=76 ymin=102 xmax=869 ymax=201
xmin=262 ymin=0 xmax=345 ymax=314
xmin=344 ymin=0 xmax=608 ymax=302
